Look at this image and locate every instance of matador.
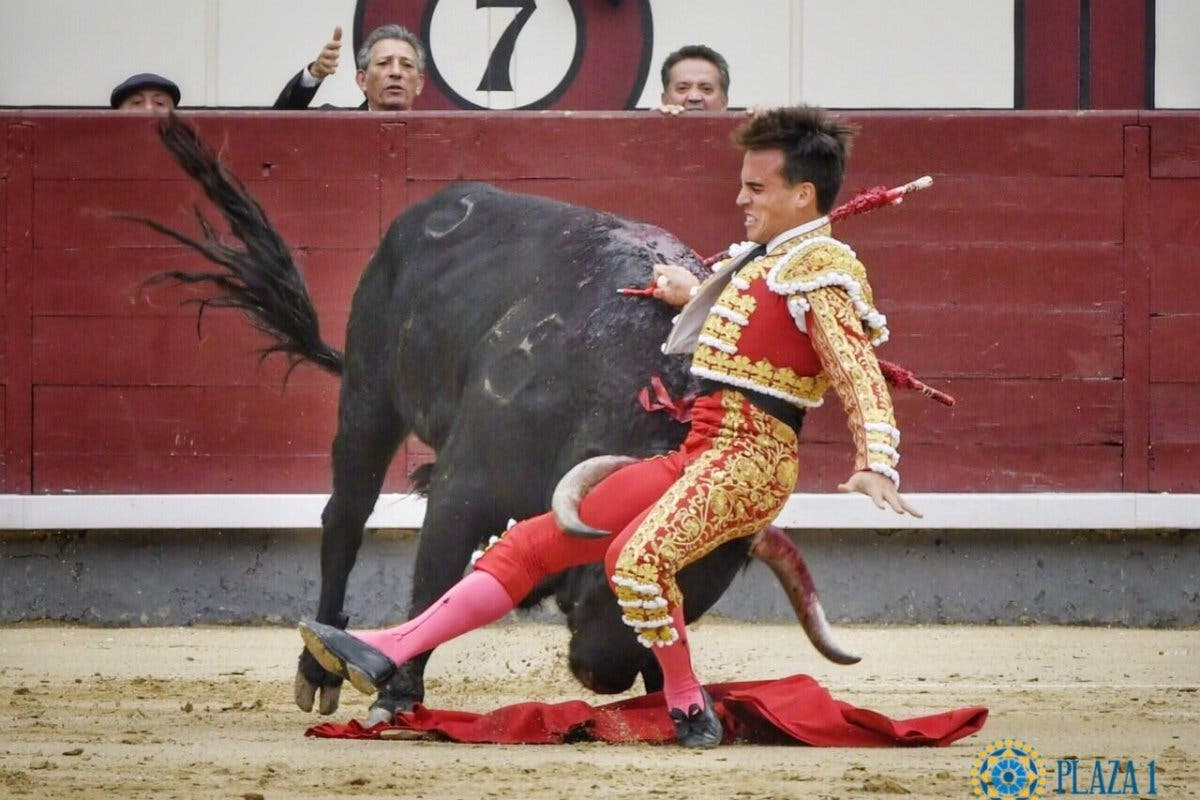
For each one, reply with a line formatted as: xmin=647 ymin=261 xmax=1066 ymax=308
xmin=299 ymin=105 xmax=923 ymax=748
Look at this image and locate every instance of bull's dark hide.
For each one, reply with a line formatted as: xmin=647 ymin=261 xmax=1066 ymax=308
xmin=141 ymin=116 xmax=772 ymax=721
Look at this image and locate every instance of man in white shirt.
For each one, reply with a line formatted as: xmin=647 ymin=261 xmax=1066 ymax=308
xmin=655 ymin=44 xmax=729 ymax=114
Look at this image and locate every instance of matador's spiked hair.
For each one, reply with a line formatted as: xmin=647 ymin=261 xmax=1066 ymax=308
xmin=734 ymin=106 xmax=859 ymax=214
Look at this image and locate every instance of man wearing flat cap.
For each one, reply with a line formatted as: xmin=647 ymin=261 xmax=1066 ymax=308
xmin=111 ymin=73 xmax=180 ymax=111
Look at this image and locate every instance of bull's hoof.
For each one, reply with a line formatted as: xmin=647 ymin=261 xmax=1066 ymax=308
xmin=298 ymin=620 xmax=397 ymax=695
xmin=668 ymin=689 xmax=722 ymax=749
xmin=293 ymin=670 xmax=342 ymax=715
xmin=364 ymin=704 xmax=396 ymax=727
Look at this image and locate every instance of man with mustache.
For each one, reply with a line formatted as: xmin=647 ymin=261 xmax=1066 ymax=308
xmin=655 ymin=44 xmax=729 ymax=114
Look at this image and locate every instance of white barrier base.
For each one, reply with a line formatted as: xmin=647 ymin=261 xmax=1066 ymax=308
xmin=0 ymin=493 xmax=1196 ymax=531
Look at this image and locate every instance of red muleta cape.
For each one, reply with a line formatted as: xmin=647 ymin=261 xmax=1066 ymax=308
xmin=306 ymin=674 xmax=987 ymax=746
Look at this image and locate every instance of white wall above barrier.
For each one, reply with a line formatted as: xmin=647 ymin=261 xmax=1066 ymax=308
xmin=1 ymin=0 xmax=1015 ymax=109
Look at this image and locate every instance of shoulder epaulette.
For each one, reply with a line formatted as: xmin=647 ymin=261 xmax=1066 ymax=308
xmin=766 ymin=237 xmax=864 ymax=293
xmin=765 ymin=236 xmax=888 ymax=346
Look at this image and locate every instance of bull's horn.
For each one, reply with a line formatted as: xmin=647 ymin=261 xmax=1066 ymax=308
xmin=749 ymin=526 xmax=861 ymax=665
xmin=552 ymin=455 xmax=639 ymax=538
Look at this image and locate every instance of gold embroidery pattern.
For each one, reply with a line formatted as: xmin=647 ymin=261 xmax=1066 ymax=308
xmin=697 ymin=316 xmax=743 ymax=348
xmin=611 ymin=392 xmax=798 ymax=647
xmin=735 ymin=257 xmax=772 ymax=283
xmin=772 ymin=242 xmax=865 ymax=290
xmin=697 ymin=281 xmax=755 ymax=354
xmin=717 ymin=292 xmax=757 ymax=319
xmin=691 ymin=348 xmax=829 ymax=407
xmin=694 ymin=233 xmax=865 ymax=408
xmin=807 ymin=286 xmax=900 ymax=485
xmin=769 ymin=241 xmax=889 ymax=345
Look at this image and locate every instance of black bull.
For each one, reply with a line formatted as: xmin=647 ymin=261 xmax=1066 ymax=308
xmin=135 ymin=116 xmax=855 ymax=722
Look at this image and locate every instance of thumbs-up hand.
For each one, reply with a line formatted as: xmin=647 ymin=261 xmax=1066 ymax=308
xmin=309 ymin=26 xmax=343 ymax=80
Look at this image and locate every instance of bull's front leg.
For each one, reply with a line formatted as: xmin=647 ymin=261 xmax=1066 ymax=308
xmin=366 ymin=491 xmax=508 ymax=724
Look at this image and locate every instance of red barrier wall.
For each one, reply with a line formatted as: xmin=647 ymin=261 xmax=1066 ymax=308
xmin=2 ymin=110 xmax=1197 ymax=495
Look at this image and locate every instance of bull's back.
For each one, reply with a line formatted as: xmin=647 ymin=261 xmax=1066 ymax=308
xmin=359 ymin=183 xmax=700 ymax=459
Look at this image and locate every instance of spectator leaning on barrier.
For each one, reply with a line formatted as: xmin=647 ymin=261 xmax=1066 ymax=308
xmin=274 ymin=24 xmax=426 ymax=111
xmin=655 ymin=44 xmax=730 ymax=114
xmin=110 ymin=73 xmax=180 ymax=112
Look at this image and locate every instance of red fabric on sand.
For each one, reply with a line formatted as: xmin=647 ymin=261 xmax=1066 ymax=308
xmin=305 ymin=674 xmax=987 ymax=746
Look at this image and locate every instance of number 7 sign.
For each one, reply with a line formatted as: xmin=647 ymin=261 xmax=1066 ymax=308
xmin=356 ymin=0 xmax=654 ymax=109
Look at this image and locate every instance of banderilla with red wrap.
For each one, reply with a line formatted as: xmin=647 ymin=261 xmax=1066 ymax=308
xmin=618 ymin=175 xmax=934 ymax=289
xmin=625 ymin=175 xmax=954 ymax=408
xmin=697 ymin=174 xmax=934 ymax=268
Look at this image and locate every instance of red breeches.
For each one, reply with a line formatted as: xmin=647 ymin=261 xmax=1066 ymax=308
xmin=474 ymin=389 xmax=798 ymax=646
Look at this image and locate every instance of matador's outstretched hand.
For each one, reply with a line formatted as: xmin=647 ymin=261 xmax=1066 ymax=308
xmin=838 ymin=471 xmax=923 ymax=517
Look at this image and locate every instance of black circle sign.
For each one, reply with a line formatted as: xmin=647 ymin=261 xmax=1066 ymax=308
xmin=354 ymin=0 xmax=653 ymax=110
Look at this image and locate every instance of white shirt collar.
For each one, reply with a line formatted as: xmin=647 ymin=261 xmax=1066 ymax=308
xmin=765 ymin=215 xmax=830 ymax=254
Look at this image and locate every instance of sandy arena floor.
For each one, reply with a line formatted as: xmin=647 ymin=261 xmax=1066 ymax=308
xmin=0 ymin=621 xmax=1196 ymax=799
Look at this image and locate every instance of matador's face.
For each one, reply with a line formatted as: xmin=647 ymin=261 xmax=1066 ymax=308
xmin=736 ymin=149 xmax=817 ymax=244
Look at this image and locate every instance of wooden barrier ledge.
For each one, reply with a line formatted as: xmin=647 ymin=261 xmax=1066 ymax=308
xmin=0 ymin=492 xmax=1196 ymax=531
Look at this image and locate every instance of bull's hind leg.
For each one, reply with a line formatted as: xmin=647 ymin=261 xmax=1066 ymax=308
xmin=567 ymin=538 xmax=752 ymax=695
xmin=295 ymin=387 xmax=406 ymax=717
xmin=368 ymin=469 xmax=516 ymax=722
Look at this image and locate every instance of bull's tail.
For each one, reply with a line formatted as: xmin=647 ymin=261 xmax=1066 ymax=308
xmin=126 ymin=113 xmax=343 ymax=377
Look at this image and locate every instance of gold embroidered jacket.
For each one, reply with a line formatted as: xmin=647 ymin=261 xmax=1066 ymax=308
xmin=690 ymin=223 xmax=902 ymax=486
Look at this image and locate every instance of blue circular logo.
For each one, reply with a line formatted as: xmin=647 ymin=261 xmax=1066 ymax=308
xmin=971 ymin=738 xmax=1047 ymax=799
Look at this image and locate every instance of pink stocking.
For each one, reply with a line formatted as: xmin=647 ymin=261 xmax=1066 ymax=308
xmin=352 ymin=570 xmax=514 ymax=665
xmin=650 ymin=606 xmax=705 ymax=713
